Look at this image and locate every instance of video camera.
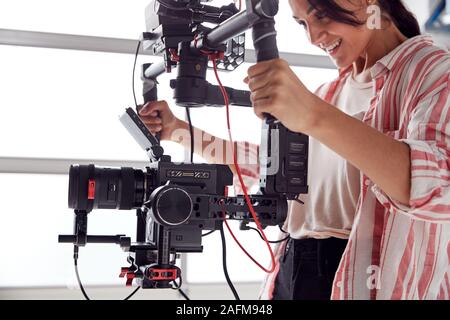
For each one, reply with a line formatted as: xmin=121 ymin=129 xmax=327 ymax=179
xmin=59 ymin=0 xmax=309 ymax=291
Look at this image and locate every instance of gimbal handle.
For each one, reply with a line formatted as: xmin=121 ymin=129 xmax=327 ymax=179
xmin=141 ymin=63 xmax=161 ymax=142
xmin=251 ymin=0 xmax=279 ymax=121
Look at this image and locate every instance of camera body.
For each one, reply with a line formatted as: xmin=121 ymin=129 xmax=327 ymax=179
xmin=67 ymin=155 xmax=288 ymax=252
xmin=68 ymin=160 xmax=233 ymax=212
xmin=68 ymin=159 xmax=233 ymax=253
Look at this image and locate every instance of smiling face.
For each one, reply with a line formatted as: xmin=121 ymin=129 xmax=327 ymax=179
xmin=289 ymin=0 xmax=375 ymax=69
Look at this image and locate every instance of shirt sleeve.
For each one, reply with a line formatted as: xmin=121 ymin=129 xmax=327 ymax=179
xmin=372 ymin=71 xmax=450 ymax=223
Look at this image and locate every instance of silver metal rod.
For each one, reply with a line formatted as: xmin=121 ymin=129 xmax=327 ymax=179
xmin=144 ymin=61 xmax=166 ymax=79
xmin=206 ymin=10 xmax=253 ymax=47
xmin=0 ymin=28 xmax=150 ymax=55
xmin=0 ymin=157 xmax=149 ymax=175
xmin=0 ymin=28 xmax=335 ymax=68
xmin=245 ymin=49 xmax=335 ymax=69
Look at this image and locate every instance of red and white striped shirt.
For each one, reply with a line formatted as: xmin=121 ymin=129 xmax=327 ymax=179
xmin=252 ymin=35 xmax=450 ymax=300
xmin=332 ymin=35 xmax=450 ymax=300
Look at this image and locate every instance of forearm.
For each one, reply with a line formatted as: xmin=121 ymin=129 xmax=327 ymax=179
xmin=308 ymin=101 xmax=412 ymax=205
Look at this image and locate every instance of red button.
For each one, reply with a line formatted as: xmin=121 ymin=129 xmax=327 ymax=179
xmin=88 ymin=180 xmax=96 ymax=200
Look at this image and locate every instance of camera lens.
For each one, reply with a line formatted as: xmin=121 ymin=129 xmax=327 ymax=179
xmin=68 ymin=164 xmax=146 ymax=212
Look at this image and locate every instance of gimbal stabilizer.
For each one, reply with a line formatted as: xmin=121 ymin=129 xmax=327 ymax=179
xmin=59 ymin=0 xmax=309 ymax=290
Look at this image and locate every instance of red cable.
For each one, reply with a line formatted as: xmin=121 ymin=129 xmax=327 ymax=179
xmin=213 ymin=59 xmax=276 ymax=273
xmin=223 ymin=217 xmax=272 ymax=271
xmin=169 ymin=48 xmax=180 ymax=62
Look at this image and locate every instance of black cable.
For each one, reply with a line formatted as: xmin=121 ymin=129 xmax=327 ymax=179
xmin=185 ymin=107 xmax=194 ymax=163
xmin=124 ymin=286 xmax=141 ymax=300
xmin=172 ymin=279 xmax=190 ymax=301
xmin=132 ymin=40 xmax=141 ymax=109
xmin=294 ymin=195 xmax=305 ymax=206
xmin=172 ymin=275 xmax=183 ymax=289
xmin=73 ymin=245 xmax=142 ymax=301
xmin=172 ymin=278 xmax=190 ymax=300
xmin=202 ymin=230 xmax=216 ymax=237
xmin=248 ymin=226 xmax=290 ymax=244
xmin=219 ymin=223 xmax=240 ymax=300
xmin=73 ymin=246 xmax=90 ymax=300
xmin=178 ymin=288 xmax=190 ymax=300
xmin=279 ymin=224 xmax=289 ymax=234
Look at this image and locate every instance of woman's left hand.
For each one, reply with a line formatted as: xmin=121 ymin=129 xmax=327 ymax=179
xmin=245 ymin=59 xmax=321 ymax=134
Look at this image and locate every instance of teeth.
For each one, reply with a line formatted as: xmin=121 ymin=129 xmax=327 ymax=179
xmin=322 ymin=39 xmax=342 ymax=52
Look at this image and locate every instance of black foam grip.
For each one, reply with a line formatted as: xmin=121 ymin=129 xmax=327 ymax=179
xmin=252 ymin=20 xmax=279 ymax=62
xmin=252 ymin=18 xmax=279 ymax=121
xmin=142 ymin=77 xmax=161 ymax=141
xmin=143 ymin=86 xmax=158 ymax=104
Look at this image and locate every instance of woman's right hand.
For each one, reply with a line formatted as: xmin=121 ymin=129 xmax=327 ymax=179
xmin=138 ymin=100 xmax=182 ymax=141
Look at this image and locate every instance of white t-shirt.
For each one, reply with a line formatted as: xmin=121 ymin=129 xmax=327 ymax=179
xmin=286 ymin=70 xmax=374 ymax=239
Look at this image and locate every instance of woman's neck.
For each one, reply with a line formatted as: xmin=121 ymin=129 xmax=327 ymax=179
xmin=353 ymin=26 xmax=408 ymax=82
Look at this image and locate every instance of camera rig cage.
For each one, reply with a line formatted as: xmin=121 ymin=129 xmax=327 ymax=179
xmin=59 ymin=0 xmax=309 ymax=291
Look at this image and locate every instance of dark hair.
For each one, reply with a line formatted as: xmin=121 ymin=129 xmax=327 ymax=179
xmin=307 ymin=0 xmax=421 ymax=38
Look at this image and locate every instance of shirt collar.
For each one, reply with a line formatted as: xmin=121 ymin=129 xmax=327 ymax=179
xmin=336 ymin=35 xmax=435 ymax=80
xmin=371 ymin=35 xmax=434 ymax=79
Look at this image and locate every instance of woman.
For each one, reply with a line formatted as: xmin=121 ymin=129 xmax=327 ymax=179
xmin=139 ymin=0 xmax=450 ymax=300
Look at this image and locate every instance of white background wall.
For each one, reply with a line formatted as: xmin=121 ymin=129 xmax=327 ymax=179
xmin=0 ymin=0 xmax=448 ymax=300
